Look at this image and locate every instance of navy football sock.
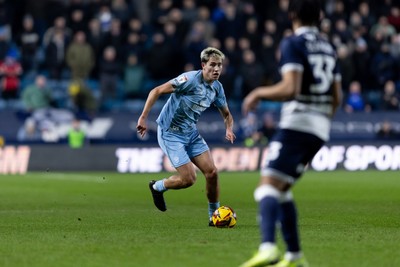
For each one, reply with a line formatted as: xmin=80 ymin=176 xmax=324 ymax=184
xmin=259 ymin=196 xmax=280 ymax=243
xmin=280 ymin=201 xmax=300 ymax=252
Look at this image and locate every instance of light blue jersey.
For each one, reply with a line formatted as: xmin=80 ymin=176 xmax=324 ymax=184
xmin=156 ymin=70 xmax=227 ymax=133
xmin=156 ymin=70 xmax=227 ymax=168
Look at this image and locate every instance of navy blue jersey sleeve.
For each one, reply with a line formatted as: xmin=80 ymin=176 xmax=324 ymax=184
xmin=279 ymin=37 xmax=304 ymax=72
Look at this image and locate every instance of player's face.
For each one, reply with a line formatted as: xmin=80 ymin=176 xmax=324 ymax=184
xmin=202 ymin=56 xmax=223 ymax=83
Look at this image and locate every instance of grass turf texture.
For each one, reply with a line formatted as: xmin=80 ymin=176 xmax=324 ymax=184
xmin=1 ymin=170 xmax=399 ymax=267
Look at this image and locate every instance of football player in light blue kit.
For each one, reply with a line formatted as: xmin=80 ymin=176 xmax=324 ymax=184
xmin=240 ymin=0 xmax=342 ymax=266
xmin=137 ymin=47 xmax=236 ymax=225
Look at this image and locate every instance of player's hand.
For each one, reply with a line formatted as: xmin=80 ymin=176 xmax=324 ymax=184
xmin=242 ymin=92 xmax=259 ymax=116
xmin=225 ymin=129 xmax=236 ymax=144
xmin=136 ymin=117 xmax=147 ymax=138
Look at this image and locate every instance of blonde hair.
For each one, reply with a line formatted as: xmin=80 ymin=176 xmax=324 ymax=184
xmin=200 ymin=47 xmax=225 ymax=63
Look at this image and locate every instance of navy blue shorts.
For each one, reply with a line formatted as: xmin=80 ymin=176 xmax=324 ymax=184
xmin=261 ymin=129 xmax=324 ymax=184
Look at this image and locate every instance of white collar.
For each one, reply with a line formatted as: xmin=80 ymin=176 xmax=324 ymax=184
xmin=295 ymin=26 xmax=319 ymax=35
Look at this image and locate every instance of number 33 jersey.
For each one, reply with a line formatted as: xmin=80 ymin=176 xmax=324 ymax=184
xmin=278 ymin=26 xmax=341 ymax=141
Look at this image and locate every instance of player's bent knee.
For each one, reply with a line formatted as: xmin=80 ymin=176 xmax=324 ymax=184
xmin=205 ymin=168 xmax=218 ymax=181
xmin=181 ymin=179 xmax=195 ymax=188
xmin=180 ymin=174 xmax=196 ymax=188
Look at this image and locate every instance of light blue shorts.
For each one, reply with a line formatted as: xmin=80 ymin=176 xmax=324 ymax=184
xmin=157 ymin=126 xmax=209 ymax=168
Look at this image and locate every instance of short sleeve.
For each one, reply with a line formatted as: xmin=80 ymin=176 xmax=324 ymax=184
xmin=213 ymin=84 xmax=227 ymax=108
xmin=169 ymin=73 xmax=189 ymax=93
xmin=279 ymin=38 xmax=304 ymax=73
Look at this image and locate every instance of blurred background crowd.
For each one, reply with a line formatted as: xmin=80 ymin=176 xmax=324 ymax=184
xmin=0 ymin=0 xmax=400 ymax=142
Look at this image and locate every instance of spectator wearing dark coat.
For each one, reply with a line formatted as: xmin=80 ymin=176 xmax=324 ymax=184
xmin=238 ymin=49 xmax=264 ymax=98
xmin=16 ymin=15 xmax=40 ymax=73
xmin=66 ymin=31 xmax=95 ymax=80
xmin=99 ymin=46 xmax=121 ymax=108
xmin=45 ymin=31 xmax=67 ymax=80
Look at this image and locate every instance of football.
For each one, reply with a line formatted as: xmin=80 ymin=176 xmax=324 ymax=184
xmin=211 ymin=206 xmax=237 ymax=228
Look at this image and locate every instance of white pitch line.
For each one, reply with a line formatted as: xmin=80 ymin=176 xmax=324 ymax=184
xmin=38 ymin=172 xmax=108 ymax=183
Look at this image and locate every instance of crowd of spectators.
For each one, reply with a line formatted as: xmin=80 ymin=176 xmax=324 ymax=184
xmin=0 ymin=0 xmax=400 ymax=117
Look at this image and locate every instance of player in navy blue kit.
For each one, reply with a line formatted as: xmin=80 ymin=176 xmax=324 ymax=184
xmin=240 ymin=0 xmax=342 ymax=266
xmin=136 ymin=47 xmax=236 ymax=225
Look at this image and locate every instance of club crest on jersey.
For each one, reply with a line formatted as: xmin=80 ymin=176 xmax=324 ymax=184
xmin=176 ymin=75 xmax=188 ymax=85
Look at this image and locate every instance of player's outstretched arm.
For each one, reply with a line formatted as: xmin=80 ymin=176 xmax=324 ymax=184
xmin=136 ymin=82 xmax=174 ymax=137
xmin=242 ymin=71 xmax=301 ymax=116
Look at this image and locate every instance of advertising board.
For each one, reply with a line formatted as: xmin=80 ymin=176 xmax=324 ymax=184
xmin=2 ymin=143 xmax=398 ymax=174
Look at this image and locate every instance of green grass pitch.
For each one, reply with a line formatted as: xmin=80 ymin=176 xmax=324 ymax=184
xmin=1 ymin=170 xmax=399 ymax=267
